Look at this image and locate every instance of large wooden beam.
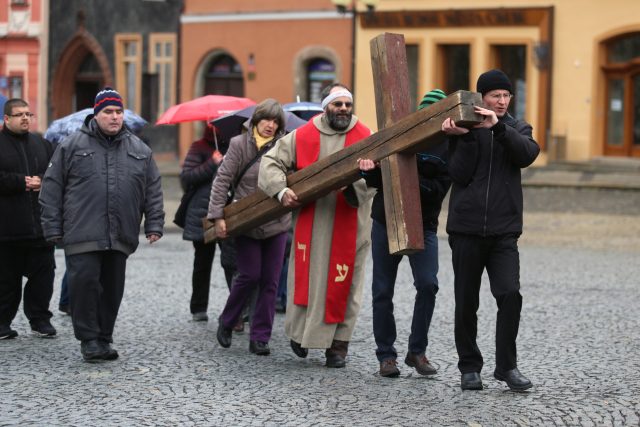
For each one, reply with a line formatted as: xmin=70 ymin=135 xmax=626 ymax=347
xmin=371 ymin=32 xmax=424 ymax=255
xmin=204 ymin=90 xmax=481 ymax=242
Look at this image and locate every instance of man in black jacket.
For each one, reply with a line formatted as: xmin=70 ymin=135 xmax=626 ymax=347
xmin=442 ymin=69 xmax=539 ymax=391
xmin=40 ymin=88 xmax=164 ymax=362
xmin=362 ymin=89 xmax=451 ymax=378
xmin=0 ymin=98 xmax=56 ymax=340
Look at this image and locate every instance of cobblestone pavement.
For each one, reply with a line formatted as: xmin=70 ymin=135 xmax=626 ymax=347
xmin=1 ymin=188 xmax=639 ymax=426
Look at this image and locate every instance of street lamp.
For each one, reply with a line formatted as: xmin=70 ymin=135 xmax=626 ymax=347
xmin=331 ymin=0 xmax=378 ymax=96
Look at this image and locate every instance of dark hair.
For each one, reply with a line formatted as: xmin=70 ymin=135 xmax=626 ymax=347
xmin=250 ymin=98 xmax=285 ymax=132
xmin=4 ymin=98 xmax=28 ymax=116
xmin=320 ymin=83 xmax=350 ymax=102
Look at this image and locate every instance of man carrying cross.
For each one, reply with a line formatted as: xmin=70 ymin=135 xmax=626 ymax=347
xmin=258 ymin=83 xmax=374 ymax=368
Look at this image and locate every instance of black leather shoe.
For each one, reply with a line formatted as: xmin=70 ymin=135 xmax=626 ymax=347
xmin=81 ymin=340 xmax=108 ymax=362
xmin=290 ymin=340 xmax=308 ymax=358
xmin=494 ymin=367 xmax=532 ymax=391
xmin=249 ymin=340 xmax=270 ymax=356
xmin=216 ymin=322 xmax=232 ymax=348
xmin=461 ymin=372 xmax=483 ymax=390
xmin=99 ymin=341 xmax=119 ymax=361
xmin=326 ymin=354 xmax=346 ymax=368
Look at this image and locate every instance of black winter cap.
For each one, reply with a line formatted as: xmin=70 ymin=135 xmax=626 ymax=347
xmin=476 ymin=69 xmax=512 ymax=96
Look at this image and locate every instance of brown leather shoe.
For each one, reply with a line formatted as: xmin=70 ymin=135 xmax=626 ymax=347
xmin=233 ymin=319 xmax=244 ymax=333
xmin=405 ymin=352 xmax=437 ymax=376
xmin=325 ymin=340 xmax=349 ymax=368
xmin=379 ymin=359 xmax=400 ymax=377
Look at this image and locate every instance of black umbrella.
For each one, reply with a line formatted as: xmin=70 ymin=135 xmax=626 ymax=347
xmin=210 ymin=105 xmax=307 ymax=141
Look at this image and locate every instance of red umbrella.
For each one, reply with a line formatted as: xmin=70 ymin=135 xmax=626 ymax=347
xmin=155 ymin=95 xmax=256 ymax=125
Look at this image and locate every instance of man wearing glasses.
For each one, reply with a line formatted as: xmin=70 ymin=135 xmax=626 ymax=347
xmin=0 ymin=99 xmax=57 ymax=340
xmin=259 ymin=83 xmax=373 ymax=368
xmin=442 ymin=69 xmax=540 ymax=391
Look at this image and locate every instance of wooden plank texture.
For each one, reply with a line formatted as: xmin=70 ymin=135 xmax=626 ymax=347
xmin=371 ymin=32 xmax=424 ymax=255
xmin=204 ymin=90 xmax=481 ymax=243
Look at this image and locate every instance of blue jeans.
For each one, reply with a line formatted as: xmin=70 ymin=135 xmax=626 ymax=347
xmin=371 ymin=220 xmax=439 ymax=362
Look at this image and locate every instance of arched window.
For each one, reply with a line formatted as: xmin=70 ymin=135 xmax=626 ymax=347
xmin=602 ymin=32 xmax=640 ymax=157
xmin=204 ymin=54 xmax=244 ymax=97
xmin=306 ymin=58 xmax=336 ymax=103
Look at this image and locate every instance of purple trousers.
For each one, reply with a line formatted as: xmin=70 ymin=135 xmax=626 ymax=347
xmin=219 ymin=232 xmax=287 ymax=342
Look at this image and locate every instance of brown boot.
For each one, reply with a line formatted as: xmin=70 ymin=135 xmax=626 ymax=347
xmin=325 ymin=340 xmax=349 ymax=368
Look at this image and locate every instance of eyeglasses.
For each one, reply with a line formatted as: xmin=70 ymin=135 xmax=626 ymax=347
xmin=330 ymin=101 xmax=353 ymax=108
xmin=487 ymin=93 xmax=513 ymax=101
xmin=9 ymin=112 xmax=35 ymax=118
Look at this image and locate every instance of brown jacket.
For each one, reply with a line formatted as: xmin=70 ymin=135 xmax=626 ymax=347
xmin=208 ymin=125 xmax=291 ymax=240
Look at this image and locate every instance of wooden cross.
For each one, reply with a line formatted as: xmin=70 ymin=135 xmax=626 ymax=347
xmin=203 ymin=34 xmax=482 ymax=247
xmin=370 ymin=33 xmax=424 ymax=255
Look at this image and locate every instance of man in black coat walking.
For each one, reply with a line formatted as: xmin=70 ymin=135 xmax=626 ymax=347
xmin=0 ymin=98 xmax=57 ymax=340
xmin=442 ymin=69 xmax=540 ymax=391
xmin=40 ymin=88 xmax=164 ymax=362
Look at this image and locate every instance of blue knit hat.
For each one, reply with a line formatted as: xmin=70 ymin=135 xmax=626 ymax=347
xmin=418 ymin=89 xmax=447 ymax=110
xmin=94 ymin=87 xmax=124 ymax=115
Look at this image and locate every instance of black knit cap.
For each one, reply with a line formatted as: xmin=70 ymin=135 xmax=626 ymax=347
xmin=476 ymin=69 xmax=512 ymax=96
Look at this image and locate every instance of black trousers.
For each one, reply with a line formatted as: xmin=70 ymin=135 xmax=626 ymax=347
xmin=190 ymin=239 xmax=236 ymax=314
xmin=449 ymin=233 xmax=522 ymax=374
xmin=0 ymin=243 xmax=55 ymax=327
xmin=66 ymin=250 xmax=127 ymax=343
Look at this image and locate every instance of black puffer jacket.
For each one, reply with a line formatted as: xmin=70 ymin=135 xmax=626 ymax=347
xmin=362 ymin=142 xmax=450 ymax=232
xmin=39 ymin=116 xmax=164 ymax=255
xmin=0 ymin=127 xmax=54 ymax=243
xmin=179 ymin=134 xmax=230 ymax=241
xmin=446 ymin=113 xmax=540 ymax=237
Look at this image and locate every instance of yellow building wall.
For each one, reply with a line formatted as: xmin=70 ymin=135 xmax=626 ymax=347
xmin=355 ymin=0 xmax=640 ymax=161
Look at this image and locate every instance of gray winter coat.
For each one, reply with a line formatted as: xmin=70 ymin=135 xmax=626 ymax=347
xmin=39 ymin=117 xmax=164 ymax=256
xmin=208 ymin=123 xmax=291 ymax=240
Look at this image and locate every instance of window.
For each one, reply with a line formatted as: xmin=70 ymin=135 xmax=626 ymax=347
xmin=493 ymin=45 xmax=527 ymax=119
xmin=306 ymin=59 xmax=336 ymax=103
xmin=204 ymin=54 xmax=244 ymax=97
xmin=149 ymin=33 xmax=177 ymax=121
xmin=115 ymin=34 xmax=142 ymax=113
xmin=437 ymin=44 xmax=470 ymax=95
xmin=602 ymin=32 xmax=640 ymax=157
xmin=9 ymin=76 xmax=23 ymax=99
xmin=406 ymin=44 xmax=418 ymax=110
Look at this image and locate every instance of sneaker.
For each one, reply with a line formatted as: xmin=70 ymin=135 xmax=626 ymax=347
xmin=30 ymin=320 xmax=57 ymax=338
xmin=59 ymin=305 xmax=71 ymax=315
xmin=0 ymin=325 xmax=18 ymax=340
xmin=404 ymin=352 xmax=437 ymax=376
xmin=192 ymin=312 xmax=208 ymax=322
xmin=379 ymin=359 xmax=400 ymax=377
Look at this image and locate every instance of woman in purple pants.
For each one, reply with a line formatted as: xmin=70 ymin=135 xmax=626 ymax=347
xmin=207 ymin=99 xmax=291 ymax=355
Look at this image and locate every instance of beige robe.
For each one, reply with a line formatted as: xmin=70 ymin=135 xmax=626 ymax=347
xmin=258 ymin=114 xmax=373 ymax=349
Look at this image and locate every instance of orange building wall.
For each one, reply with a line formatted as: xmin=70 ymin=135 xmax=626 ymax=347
xmin=179 ymin=14 xmax=351 ymax=158
xmin=185 ymin=0 xmax=338 ymax=14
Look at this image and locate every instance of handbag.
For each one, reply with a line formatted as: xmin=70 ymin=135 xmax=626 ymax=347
xmin=173 ymin=186 xmax=197 ymax=228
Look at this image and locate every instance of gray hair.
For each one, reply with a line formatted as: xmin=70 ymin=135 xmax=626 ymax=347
xmin=250 ymin=98 xmax=286 ymax=132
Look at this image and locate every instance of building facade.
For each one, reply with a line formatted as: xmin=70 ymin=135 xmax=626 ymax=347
xmin=47 ymin=0 xmax=182 ymax=156
xmin=179 ymin=0 xmax=356 ymax=158
xmin=355 ymin=0 xmax=640 ymax=162
xmin=0 ymin=0 xmax=48 ymax=132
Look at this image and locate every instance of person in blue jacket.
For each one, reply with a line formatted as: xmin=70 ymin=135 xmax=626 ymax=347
xmin=362 ymin=89 xmax=451 ymax=378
